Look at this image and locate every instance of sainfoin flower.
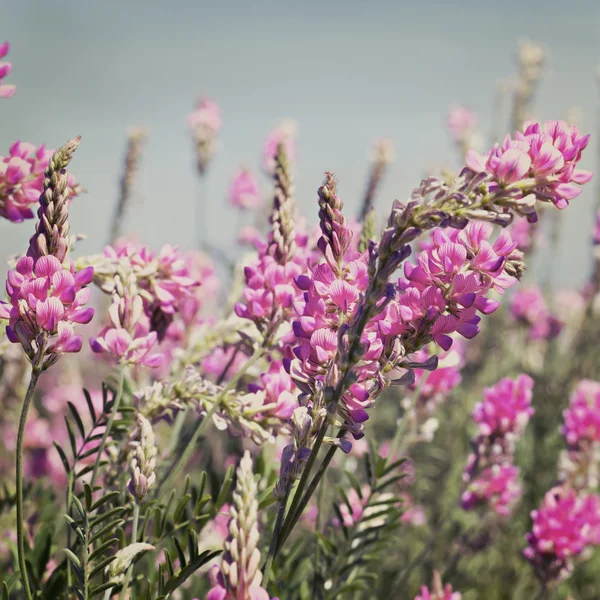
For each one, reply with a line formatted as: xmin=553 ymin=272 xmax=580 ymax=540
xmin=207 ymin=452 xmax=277 ymax=600
xmin=90 ymin=269 xmax=163 ymax=368
xmin=188 ymin=98 xmax=221 ymax=176
xmin=472 ymin=374 xmax=535 ymax=439
xmin=466 ymin=120 xmax=593 ymax=209
xmin=0 ymin=141 xmax=81 ymax=223
xmin=229 ymin=168 xmax=262 ymax=210
xmin=510 ymin=286 xmax=562 ymax=340
xmin=0 ymin=42 xmax=15 ymax=98
xmin=461 ymin=464 xmax=521 ymax=517
xmin=524 ymin=486 xmax=600 ymax=583
xmin=0 ymin=138 xmax=93 ymax=370
xmin=562 ymin=380 xmax=600 ymax=447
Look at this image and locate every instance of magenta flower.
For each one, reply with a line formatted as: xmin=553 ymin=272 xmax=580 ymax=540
xmin=229 ymin=168 xmax=262 ymax=210
xmin=0 ymin=255 xmax=94 ymax=368
xmin=510 ymin=286 xmax=562 ymax=340
xmin=188 ymin=97 xmax=221 ymax=175
xmin=0 ymin=42 xmax=16 ymax=98
xmin=524 ymin=486 xmax=600 ymax=583
xmin=248 ymin=360 xmax=297 ymax=419
xmin=0 ymin=141 xmax=81 ymax=223
xmin=562 ymin=380 xmax=600 ymax=447
xmin=461 ymin=464 xmax=522 ymax=517
xmin=509 ymin=217 xmax=537 ymax=252
xmin=472 ymin=374 xmax=535 ymax=438
xmin=466 ymin=120 xmax=592 ymax=209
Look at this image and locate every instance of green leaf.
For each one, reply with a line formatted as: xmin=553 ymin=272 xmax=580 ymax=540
xmin=53 ymin=442 xmax=71 ymax=474
xmin=90 ymin=491 xmax=121 ymax=513
xmin=64 ymin=548 xmax=82 ymax=570
xmin=162 ymin=550 xmax=221 ymax=594
xmin=83 ymin=388 xmax=97 ymax=424
xmin=83 ymin=483 xmax=93 ymax=512
xmin=68 ymin=401 xmax=87 ymax=440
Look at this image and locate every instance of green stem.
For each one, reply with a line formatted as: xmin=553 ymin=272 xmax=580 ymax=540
xmin=276 ymin=431 xmax=341 ymax=555
xmin=120 ymin=503 xmax=140 ymax=599
xmin=91 ymin=365 xmax=127 ymax=487
xmin=16 ymin=367 xmax=41 ymax=600
xmin=158 ymin=347 xmax=263 ymax=498
xmin=262 ymin=485 xmax=291 ymax=587
xmin=103 ymin=589 xmax=114 ymax=600
xmin=311 ymin=469 xmax=327 ymax=596
xmin=66 ymin=470 xmax=74 ymax=598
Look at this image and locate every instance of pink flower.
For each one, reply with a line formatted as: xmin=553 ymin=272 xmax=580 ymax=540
xmin=510 ymin=286 xmax=562 ymax=340
xmin=0 ymin=141 xmax=81 ymax=223
xmin=332 ymin=486 xmax=371 ymax=527
xmin=594 ymin=208 xmax=600 ymax=246
xmin=524 ymin=487 xmax=600 ymax=582
xmin=188 ymin=98 xmax=221 ymax=133
xmin=229 ymin=168 xmax=262 ymax=210
xmin=472 ymin=374 xmax=535 ymax=438
xmin=0 ymin=256 xmax=94 ymax=367
xmin=461 ymin=464 xmax=522 ymax=517
xmin=0 ymin=42 xmax=16 ymax=98
xmin=263 ymin=121 xmax=295 ymax=174
xmin=249 ymin=360 xmax=297 ymax=419
xmin=466 ymin=120 xmax=593 ymax=209
xmin=562 ymin=380 xmax=600 ymax=447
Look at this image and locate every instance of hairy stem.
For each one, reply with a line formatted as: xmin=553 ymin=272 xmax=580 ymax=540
xmin=16 ymin=367 xmax=41 ymax=600
xmin=91 ymin=365 xmax=127 ymax=487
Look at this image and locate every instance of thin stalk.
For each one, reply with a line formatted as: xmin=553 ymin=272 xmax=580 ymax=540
xmin=196 ymin=177 xmax=207 ymax=250
xmin=276 ymin=432 xmax=342 ymax=555
xmin=103 ymin=589 xmax=114 ymax=600
xmin=65 ymin=470 xmax=74 ymax=598
xmin=276 ymin=421 xmax=328 ymax=550
xmin=311 ymin=470 xmax=327 ymax=597
xmin=91 ymin=365 xmax=127 ymax=487
xmin=158 ymin=347 xmax=264 ymax=498
xmin=120 ymin=503 xmax=140 ymax=599
xmin=262 ymin=485 xmax=291 ymax=587
xmin=535 ymin=580 xmax=547 ymax=600
xmin=16 ymin=367 xmax=41 ymax=600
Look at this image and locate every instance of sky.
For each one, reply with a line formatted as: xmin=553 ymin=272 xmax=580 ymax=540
xmin=1 ymin=0 xmax=599 ymax=287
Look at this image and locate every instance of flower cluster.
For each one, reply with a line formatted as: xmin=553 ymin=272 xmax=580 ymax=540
xmin=1 ymin=141 xmax=81 ymax=223
xmin=359 ymin=138 xmax=394 ymax=221
xmin=466 ymin=120 xmax=592 ymax=210
xmin=0 ymin=139 xmax=93 ymax=370
xmin=558 ymin=380 xmax=600 ymax=491
xmin=236 ymin=143 xmax=310 ymax=344
xmin=90 ymin=265 xmax=163 ymax=368
xmin=509 ymin=286 xmax=562 ymax=340
xmin=127 ymin=414 xmax=157 ymax=502
xmin=207 ymin=452 xmax=276 ymax=600
xmin=462 ymin=375 xmax=534 ymax=516
xmin=188 ymin=98 xmax=221 ymax=175
xmin=524 ymin=486 xmax=600 ymax=583
xmin=0 ymin=42 xmax=15 ymax=98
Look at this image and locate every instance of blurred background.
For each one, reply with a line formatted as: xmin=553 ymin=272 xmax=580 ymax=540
xmin=1 ymin=0 xmax=598 ymax=287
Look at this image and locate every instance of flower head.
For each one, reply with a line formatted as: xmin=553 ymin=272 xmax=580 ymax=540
xmin=0 ymin=42 xmax=15 ymax=98
xmin=229 ymin=168 xmax=262 ymax=210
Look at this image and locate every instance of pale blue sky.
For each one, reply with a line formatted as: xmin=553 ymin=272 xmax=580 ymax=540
xmin=1 ymin=0 xmax=599 ymax=286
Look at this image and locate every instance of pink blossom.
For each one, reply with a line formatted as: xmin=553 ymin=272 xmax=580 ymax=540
xmin=466 ymin=120 xmax=592 ymax=209
xmin=188 ymin=98 xmax=221 ymax=133
xmin=0 ymin=256 xmax=94 ymax=367
xmin=461 ymin=464 xmax=522 ymax=517
xmin=509 ymin=217 xmax=537 ymax=251
xmin=188 ymin=98 xmax=221 ymax=175
xmin=248 ymin=360 xmax=297 ymax=419
xmin=594 ymin=208 xmax=600 ymax=246
xmin=472 ymin=374 xmax=534 ymax=438
xmin=562 ymin=380 xmax=600 ymax=447
xmin=510 ymin=286 xmax=562 ymax=340
xmin=201 ymin=346 xmax=247 ymax=380
xmin=229 ymin=168 xmax=262 ymax=210
xmin=0 ymin=141 xmax=81 ymax=223
xmin=524 ymin=487 xmax=600 ymax=582
xmin=238 ymin=226 xmax=262 ymax=247
xmin=332 ymin=486 xmax=371 ymax=527
xmin=0 ymin=42 xmax=16 ymax=98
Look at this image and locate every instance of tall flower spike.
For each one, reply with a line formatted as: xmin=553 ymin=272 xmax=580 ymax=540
xmin=0 ymin=138 xmax=94 ymax=370
xmin=128 ymin=414 xmax=157 ymax=502
xmin=268 ymin=143 xmax=296 ymax=264
xmin=28 ymin=136 xmax=81 ymax=263
xmin=358 ymin=139 xmax=394 ymax=222
xmin=208 ymin=451 xmax=272 ymax=600
xmin=317 ymin=172 xmax=353 ymax=273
